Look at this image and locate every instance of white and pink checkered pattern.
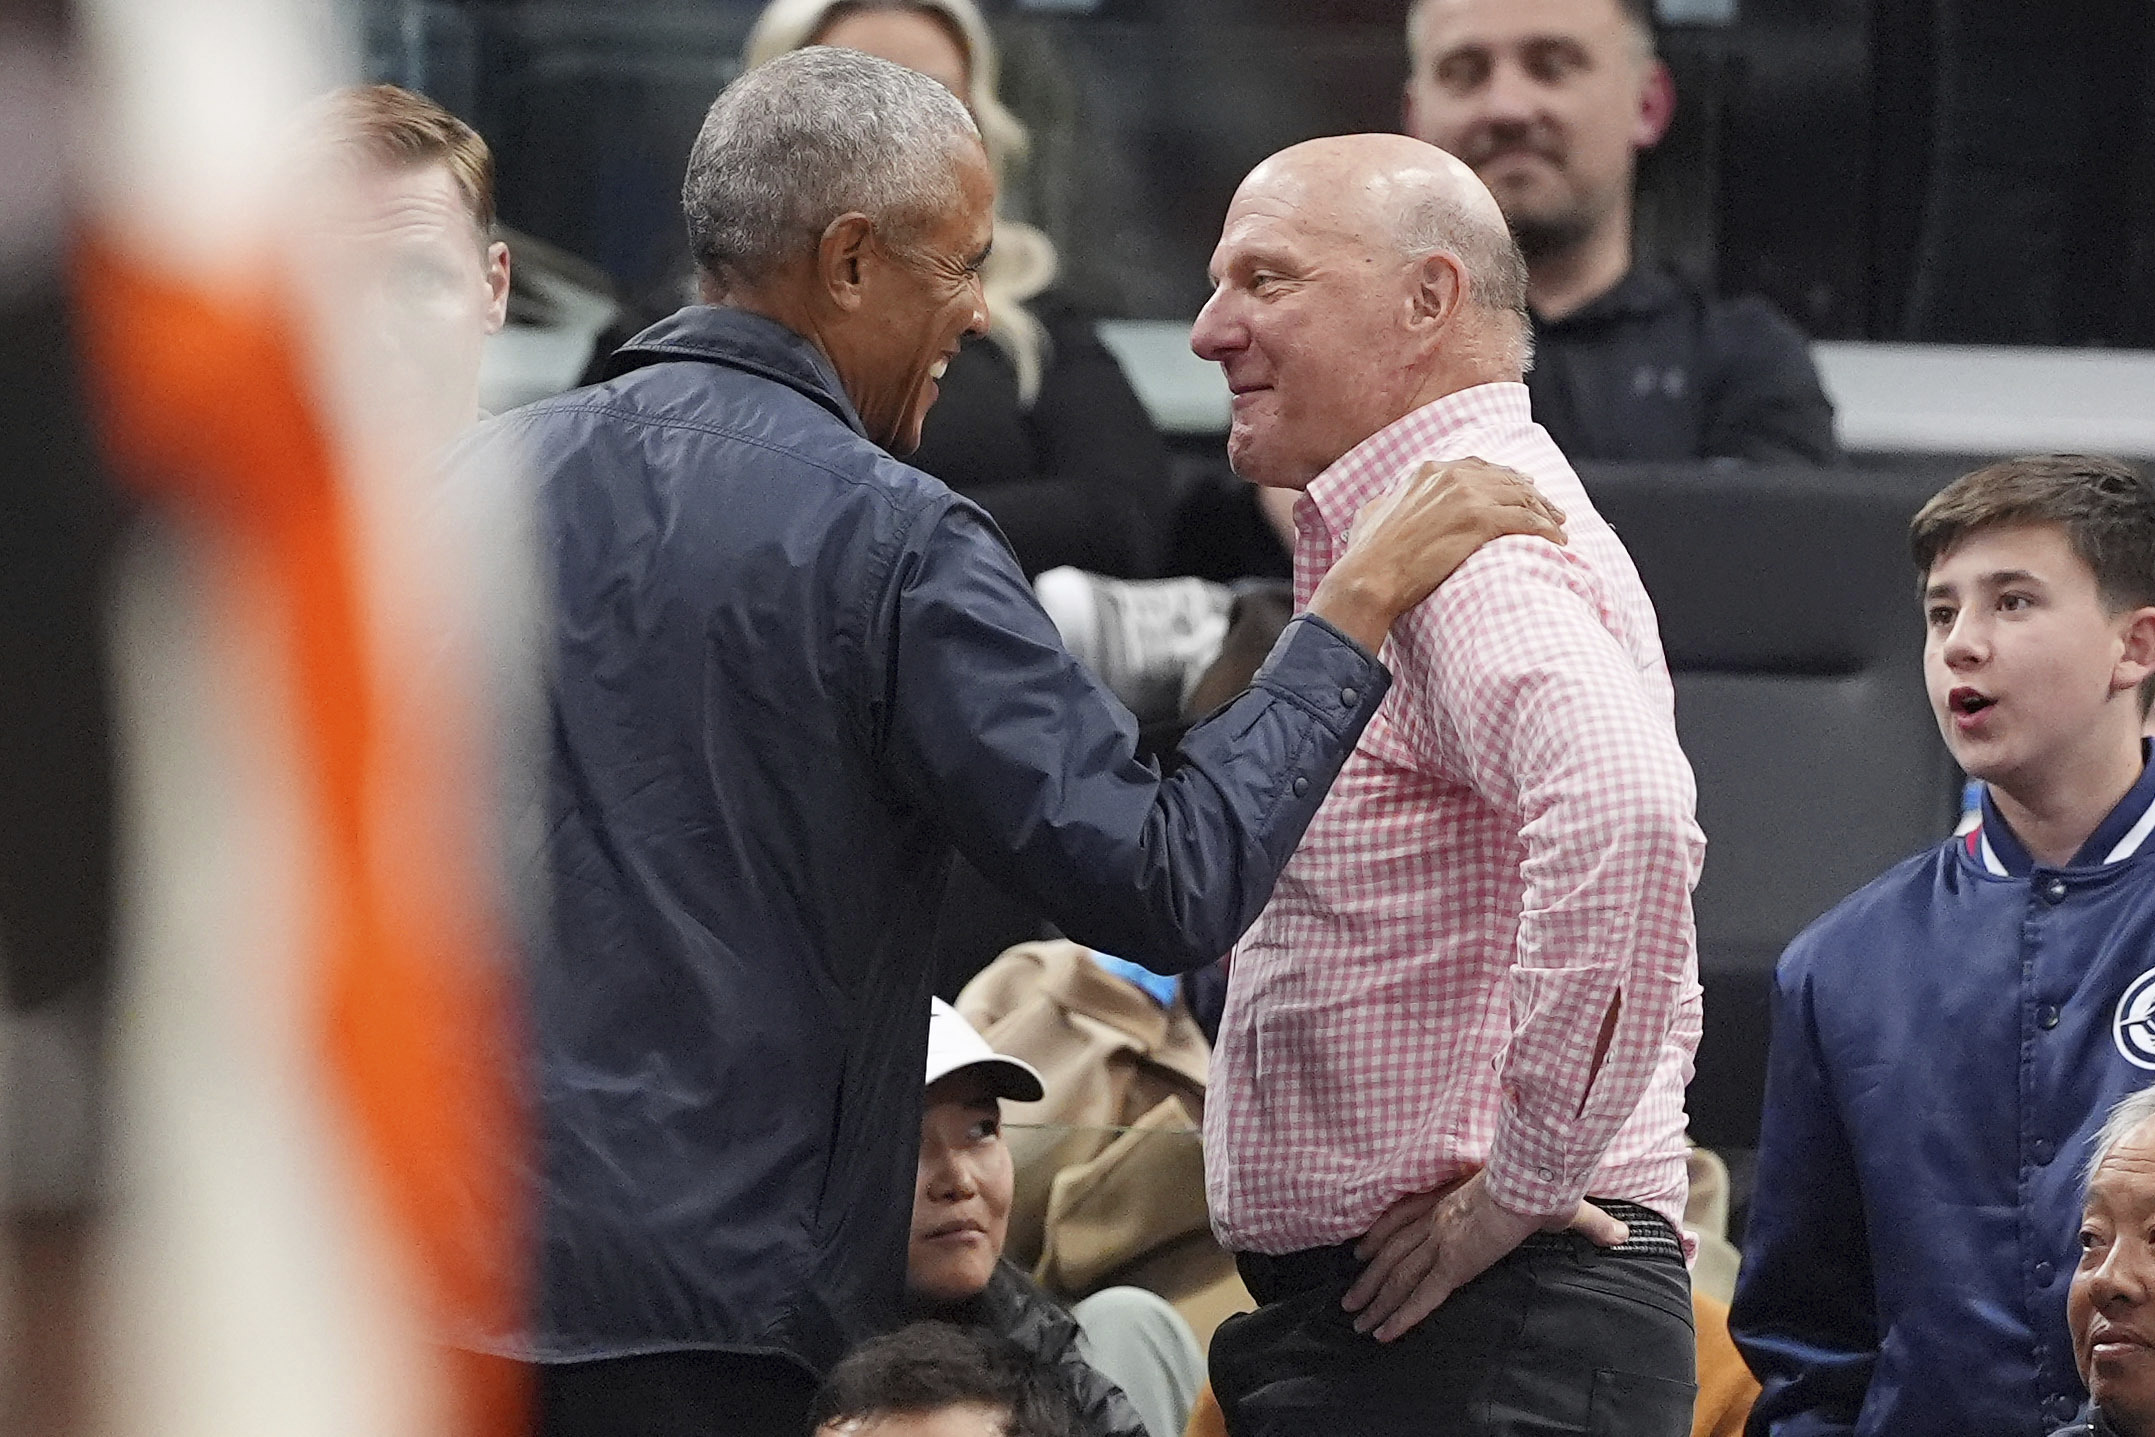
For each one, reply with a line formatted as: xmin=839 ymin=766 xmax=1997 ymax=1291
xmin=1206 ymin=382 xmax=1705 ymax=1256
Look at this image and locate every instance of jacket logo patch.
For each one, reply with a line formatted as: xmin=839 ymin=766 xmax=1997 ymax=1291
xmin=2115 ymin=968 xmax=2155 ymax=1069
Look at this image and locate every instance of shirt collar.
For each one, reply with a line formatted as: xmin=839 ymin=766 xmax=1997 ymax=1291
xmin=1301 ymin=382 xmax=1535 ymax=544
xmin=1970 ymin=740 xmax=2155 ymax=876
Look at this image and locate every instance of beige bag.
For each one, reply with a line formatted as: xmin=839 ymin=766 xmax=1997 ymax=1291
xmin=958 ymin=941 xmax=1253 ymax=1344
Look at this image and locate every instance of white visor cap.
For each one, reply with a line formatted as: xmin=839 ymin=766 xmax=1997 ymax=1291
xmin=925 ymin=997 xmax=1046 ymax=1103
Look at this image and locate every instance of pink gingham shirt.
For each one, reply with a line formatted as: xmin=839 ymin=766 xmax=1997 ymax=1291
xmin=1206 ymin=383 xmax=1704 ymax=1254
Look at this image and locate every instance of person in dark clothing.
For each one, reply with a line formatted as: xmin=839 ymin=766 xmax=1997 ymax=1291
xmin=1523 ymin=263 xmax=1838 ymax=465
xmin=1405 ymin=0 xmax=1840 ymax=466
xmin=905 ymin=288 xmax=1172 ymax=579
xmin=909 ymin=998 xmax=1194 ymax=1437
xmin=465 ymin=48 xmax=1566 ymax=1437
xmin=1733 ymin=457 xmax=2155 ymax=1437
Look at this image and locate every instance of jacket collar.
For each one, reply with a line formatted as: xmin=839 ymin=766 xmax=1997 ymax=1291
xmin=1969 ymin=739 xmax=2155 ymax=876
xmin=601 ymin=304 xmax=869 ymax=439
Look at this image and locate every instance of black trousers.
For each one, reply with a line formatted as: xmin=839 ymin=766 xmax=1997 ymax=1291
xmin=1211 ymin=1213 xmax=1696 ymax=1437
xmin=535 ymin=1350 xmax=820 ymax=1437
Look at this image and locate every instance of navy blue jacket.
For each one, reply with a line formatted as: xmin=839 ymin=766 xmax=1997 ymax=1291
xmin=458 ymin=307 xmax=1388 ymax=1375
xmin=1733 ymin=762 xmax=2155 ymax=1437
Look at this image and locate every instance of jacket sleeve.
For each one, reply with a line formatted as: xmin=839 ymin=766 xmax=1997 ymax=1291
xmin=871 ymin=498 xmax=1388 ymax=974
xmin=1729 ymin=951 xmax=1877 ymax=1437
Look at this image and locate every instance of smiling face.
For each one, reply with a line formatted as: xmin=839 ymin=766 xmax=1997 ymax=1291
xmin=907 ymin=1069 xmax=1014 ymax=1308
xmin=1189 ymin=154 xmax=1443 ymax=490
xmin=824 ymin=141 xmax=994 ymax=455
xmin=1922 ymin=522 xmax=2154 ymax=804
xmin=1403 ymin=0 xmax=1663 ymax=260
xmin=2075 ymin=1117 xmax=2155 ymax=1435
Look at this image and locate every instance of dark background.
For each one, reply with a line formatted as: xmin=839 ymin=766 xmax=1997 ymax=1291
xmin=358 ymin=0 xmax=2155 ymax=346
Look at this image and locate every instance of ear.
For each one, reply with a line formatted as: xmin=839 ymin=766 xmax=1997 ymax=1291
xmin=1408 ymin=247 xmax=1468 ymax=329
xmin=482 ymin=240 xmax=511 ymax=335
xmin=2116 ymin=606 xmax=2155 ymax=699
xmin=1634 ymin=58 xmax=1676 ymax=151
xmin=815 ymin=212 xmax=878 ymax=315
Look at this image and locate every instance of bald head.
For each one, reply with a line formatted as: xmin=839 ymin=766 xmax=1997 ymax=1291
xmin=1256 ymin=135 xmax=1529 ymax=364
xmin=1254 ymin=133 xmax=1508 ymax=230
xmin=1191 ymin=132 xmax=1534 ymax=488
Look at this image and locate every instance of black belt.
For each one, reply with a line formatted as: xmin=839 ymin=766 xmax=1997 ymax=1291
xmin=1236 ymin=1198 xmax=1685 ymax=1307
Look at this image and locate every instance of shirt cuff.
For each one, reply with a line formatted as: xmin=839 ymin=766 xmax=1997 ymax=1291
xmin=1482 ymin=1101 xmax=1592 ymax=1219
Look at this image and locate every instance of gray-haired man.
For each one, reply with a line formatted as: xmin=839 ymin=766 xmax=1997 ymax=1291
xmin=451 ymin=46 xmax=1565 ymax=1436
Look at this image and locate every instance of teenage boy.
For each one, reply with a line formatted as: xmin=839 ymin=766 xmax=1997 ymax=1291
xmin=1732 ymin=455 xmax=2155 ymax=1437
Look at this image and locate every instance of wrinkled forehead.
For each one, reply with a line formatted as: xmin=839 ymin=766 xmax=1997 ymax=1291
xmin=1211 ymin=164 xmax=1385 ymax=273
xmin=2087 ymin=1121 xmax=2155 ymax=1227
xmin=305 ymin=158 xmax=485 ymax=250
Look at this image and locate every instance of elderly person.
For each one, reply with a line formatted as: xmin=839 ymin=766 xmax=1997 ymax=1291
xmin=1189 ymin=132 xmax=1702 ymax=1436
xmin=741 ymin=0 xmax=1174 ymax=583
xmin=452 ymin=49 xmax=1564 ymax=1436
xmin=739 ymin=0 xmax=1184 ymax=991
xmin=2058 ymin=1088 xmax=2155 ymax=1437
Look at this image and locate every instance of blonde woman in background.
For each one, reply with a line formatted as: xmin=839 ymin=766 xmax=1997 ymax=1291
xmin=742 ymin=0 xmax=1175 ymax=582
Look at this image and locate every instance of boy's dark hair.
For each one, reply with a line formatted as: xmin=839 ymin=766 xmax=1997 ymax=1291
xmin=1912 ymin=455 xmax=2155 ymax=610
xmin=808 ymin=1323 xmax=1084 ymax=1437
xmin=1911 ymin=454 xmax=2155 ymax=710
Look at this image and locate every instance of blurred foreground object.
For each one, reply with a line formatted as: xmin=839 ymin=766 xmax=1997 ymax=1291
xmin=60 ymin=0 xmax=533 ymax=1433
xmin=0 ymin=15 xmax=120 ymax=1437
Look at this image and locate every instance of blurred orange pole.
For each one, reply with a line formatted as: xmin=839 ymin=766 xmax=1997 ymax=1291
xmin=74 ymin=235 xmax=531 ymax=1437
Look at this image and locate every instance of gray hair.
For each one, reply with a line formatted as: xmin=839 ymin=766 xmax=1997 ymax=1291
xmin=1395 ymin=192 xmax=1536 ymax=374
xmin=2086 ymin=1087 xmax=2155 ymax=1188
xmin=683 ymin=46 xmax=981 ymax=290
xmin=741 ymin=0 xmax=1029 ymax=180
xmin=735 ymin=2 xmax=1056 ymax=402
